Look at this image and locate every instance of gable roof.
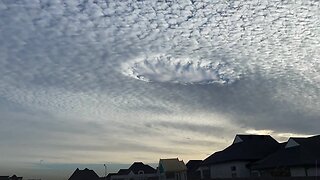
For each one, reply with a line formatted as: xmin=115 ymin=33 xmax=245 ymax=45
xmin=112 ymin=162 xmax=156 ymax=176
xmin=68 ymin=168 xmax=100 ymax=180
xmin=9 ymin=175 xmax=22 ymax=180
xmin=159 ymin=158 xmax=187 ymax=172
xmin=128 ymin=162 xmax=156 ymax=174
xmin=116 ymin=169 xmax=131 ymax=175
xmin=251 ymin=135 xmax=320 ymax=169
xmin=292 ymin=135 xmax=320 ymax=150
xmin=0 ymin=175 xmax=23 ymax=180
xmin=202 ymin=135 xmax=280 ymax=165
xmin=186 ymin=160 xmax=202 ymax=172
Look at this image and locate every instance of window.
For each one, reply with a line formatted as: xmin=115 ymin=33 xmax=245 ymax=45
xmin=231 ymin=166 xmax=236 ymax=171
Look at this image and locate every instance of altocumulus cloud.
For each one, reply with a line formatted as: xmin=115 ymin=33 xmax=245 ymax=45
xmin=0 ymin=0 xmax=320 ymax=179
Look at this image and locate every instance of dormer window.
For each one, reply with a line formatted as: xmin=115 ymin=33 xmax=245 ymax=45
xmin=138 ymin=170 xmax=144 ymax=175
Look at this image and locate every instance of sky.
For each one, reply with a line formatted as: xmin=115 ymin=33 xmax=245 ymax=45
xmin=0 ymin=0 xmax=319 ymax=179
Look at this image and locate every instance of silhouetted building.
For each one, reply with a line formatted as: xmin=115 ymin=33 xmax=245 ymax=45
xmin=0 ymin=175 xmax=23 ymax=180
xmin=199 ymin=134 xmax=280 ymax=179
xmin=186 ymin=160 xmax=202 ymax=180
xmin=102 ymin=173 xmax=117 ymax=180
xmin=68 ymin=168 xmax=100 ymax=180
xmin=9 ymin=175 xmax=22 ymax=180
xmin=251 ymin=135 xmax=320 ymax=177
xmin=158 ymin=158 xmax=187 ymax=180
xmin=109 ymin=162 xmax=157 ymax=180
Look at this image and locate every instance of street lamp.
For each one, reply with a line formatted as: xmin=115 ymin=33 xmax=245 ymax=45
xmin=104 ymin=164 xmax=107 ymax=179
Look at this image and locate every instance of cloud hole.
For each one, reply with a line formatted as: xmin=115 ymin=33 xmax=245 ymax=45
xmin=121 ymin=55 xmax=241 ymax=85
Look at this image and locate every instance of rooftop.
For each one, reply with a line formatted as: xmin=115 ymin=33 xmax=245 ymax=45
xmin=202 ymin=134 xmax=280 ymax=165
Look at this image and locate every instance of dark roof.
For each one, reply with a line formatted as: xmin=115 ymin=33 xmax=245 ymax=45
xmin=0 ymin=175 xmax=23 ymax=180
xmin=117 ymin=169 xmax=131 ymax=175
xmin=251 ymin=135 xmax=320 ymax=169
xmin=128 ymin=162 xmax=156 ymax=174
xmin=106 ymin=173 xmax=117 ymax=178
xmin=68 ymin=168 xmax=100 ymax=180
xmin=113 ymin=162 xmax=156 ymax=176
xmin=293 ymin=135 xmax=320 ymax=150
xmin=9 ymin=175 xmax=22 ymax=180
xmin=202 ymin=135 xmax=280 ymax=165
xmin=186 ymin=160 xmax=202 ymax=172
xmin=101 ymin=173 xmax=117 ymax=180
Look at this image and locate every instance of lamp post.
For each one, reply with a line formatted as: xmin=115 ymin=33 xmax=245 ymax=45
xmin=104 ymin=164 xmax=107 ymax=179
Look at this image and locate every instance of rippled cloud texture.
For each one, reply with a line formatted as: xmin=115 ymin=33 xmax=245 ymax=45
xmin=0 ymin=0 xmax=319 ymax=179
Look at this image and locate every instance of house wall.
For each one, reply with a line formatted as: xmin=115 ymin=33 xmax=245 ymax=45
xmin=306 ymin=167 xmax=320 ymax=176
xmin=159 ymin=172 xmax=186 ymax=180
xmin=198 ymin=166 xmax=210 ymax=179
xmin=177 ymin=172 xmax=187 ymax=180
xmin=256 ymin=168 xmax=291 ymax=177
xmin=290 ymin=167 xmax=320 ymax=177
xmin=111 ymin=173 xmax=158 ymax=180
xmin=210 ymin=161 xmax=251 ymax=178
xmin=290 ymin=167 xmax=306 ymax=177
xmin=158 ymin=173 xmax=165 ymax=180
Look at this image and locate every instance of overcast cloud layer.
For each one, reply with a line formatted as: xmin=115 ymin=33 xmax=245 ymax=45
xmin=0 ymin=0 xmax=319 ymax=179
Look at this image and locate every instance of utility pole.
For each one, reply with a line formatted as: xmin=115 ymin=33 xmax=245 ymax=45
xmin=104 ymin=164 xmax=107 ymax=179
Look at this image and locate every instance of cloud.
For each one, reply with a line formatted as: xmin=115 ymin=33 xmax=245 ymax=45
xmin=121 ymin=54 xmax=241 ymax=85
xmin=144 ymin=120 xmax=236 ymax=137
xmin=244 ymin=129 xmax=315 ymax=142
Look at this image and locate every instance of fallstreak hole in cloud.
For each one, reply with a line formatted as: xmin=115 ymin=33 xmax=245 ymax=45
xmin=121 ymin=55 xmax=241 ymax=85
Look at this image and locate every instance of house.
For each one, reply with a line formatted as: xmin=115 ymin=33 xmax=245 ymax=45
xmin=9 ymin=175 xmax=22 ymax=180
xmin=68 ymin=168 xmax=100 ymax=180
xmin=110 ymin=162 xmax=157 ymax=180
xmin=186 ymin=160 xmax=202 ymax=180
xmin=0 ymin=175 xmax=23 ymax=180
xmin=199 ymin=134 xmax=280 ymax=179
xmin=103 ymin=173 xmax=117 ymax=180
xmin=251 ymin=135 xmax=320 ymax=177
xmin=158 ymin=158 xmax=187 ymax=180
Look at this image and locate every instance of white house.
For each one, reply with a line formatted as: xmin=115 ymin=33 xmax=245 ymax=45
xmin=251 ymin=135 xmax=320 ymax=177
xmin=199 ymin=134 xmax=280 ymax=179
xmin=158 ymin=158 xmax=187 ymax=180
